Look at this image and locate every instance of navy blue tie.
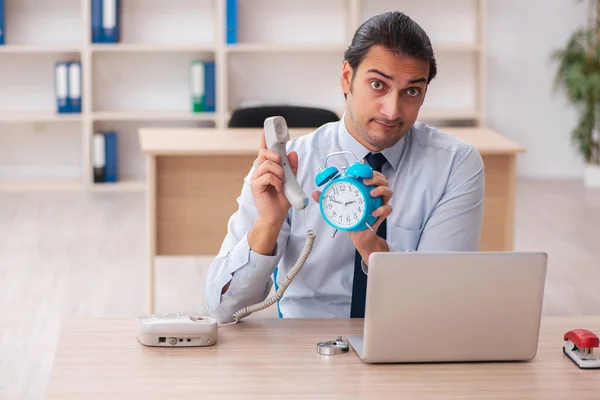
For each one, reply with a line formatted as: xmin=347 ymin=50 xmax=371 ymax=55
xmin=350 ymin=152 xmax=388 ymax=318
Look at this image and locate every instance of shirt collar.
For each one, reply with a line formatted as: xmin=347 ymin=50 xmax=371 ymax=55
xmin=337 ymin=112 xmax=408 ymax=171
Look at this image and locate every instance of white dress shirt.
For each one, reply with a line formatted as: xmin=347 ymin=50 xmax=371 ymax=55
xmin=205 ymin=116 xmax=485 ymax=323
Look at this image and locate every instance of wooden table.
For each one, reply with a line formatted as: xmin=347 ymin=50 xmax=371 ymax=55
xmin=139 ymin=126 xmax=524 ymax=312
xmin=45 ymin=317 xmax=600 ymax=399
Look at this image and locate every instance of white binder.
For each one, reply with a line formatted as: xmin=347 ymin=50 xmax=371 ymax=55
xmin=54 ymin=62 xmax=69 ymax=114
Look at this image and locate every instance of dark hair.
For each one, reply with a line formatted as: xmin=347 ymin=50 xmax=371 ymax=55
xmin=343 ymin=11 xmax=437 ymax=96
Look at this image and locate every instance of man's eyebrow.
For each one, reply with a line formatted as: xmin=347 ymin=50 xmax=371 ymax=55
xmin=366 ymin=69 xmax=428 ymax=85
xmin=408 ymin=77 xmax=428 ymax=85
xmin=367 ymin=68 xmax=393 ymax=80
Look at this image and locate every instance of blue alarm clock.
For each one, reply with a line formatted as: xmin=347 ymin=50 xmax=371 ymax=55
xmin=314 ymin=151 xmax=383 ymax=232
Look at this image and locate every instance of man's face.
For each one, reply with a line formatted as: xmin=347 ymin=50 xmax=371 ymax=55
xmin=341 ymin=45 xmax=430 ymax=151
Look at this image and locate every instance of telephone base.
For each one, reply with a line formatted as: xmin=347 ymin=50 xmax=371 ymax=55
xmin=138 ymin=334 xmax=216 ymax=348
xmin=137 ymin=313 xmax=218 ymax=348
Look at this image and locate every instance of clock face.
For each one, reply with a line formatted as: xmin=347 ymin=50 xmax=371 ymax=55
xmin=321 ymin=180 xmax=367 ymax=229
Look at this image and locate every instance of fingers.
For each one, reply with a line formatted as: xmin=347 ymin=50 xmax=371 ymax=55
xmin=363 ymin=171 xmax=387 ymax=187
xmin=255 ymin=149 xmax=299 ymax=175
xmin=259 ymin=130 xmax=267 ymax=150
xmin=364 ymin=171 xmax=392 ymax=205
xmin=252 ymin=159 xmax=285 ymax=183
xmin=288 ymin=151 xmax=299 ymax=176
xmin=256 ymin=148 xmax=282 ymax=168
xmin=311 ymin=190 xmax=321 ymax=203
xmin=251 ymin=173 xmax=283 ymax=194
xmin=372 ymin=204 xmax=392 ymax=220
xmin=371 ymin=204 xmax=393 ymax=231
xmin=370 ymin=186 xmax=393 ymax=205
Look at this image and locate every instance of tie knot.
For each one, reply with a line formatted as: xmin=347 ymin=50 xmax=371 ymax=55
xmin=365 ymin=152 xmax=387 ymax=172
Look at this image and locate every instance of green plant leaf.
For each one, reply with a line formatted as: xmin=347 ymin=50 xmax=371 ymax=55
xmin=551 ymin=11 xmax=600 ymax=164
xmin=571 ymin=103 xmax=594 ymax=163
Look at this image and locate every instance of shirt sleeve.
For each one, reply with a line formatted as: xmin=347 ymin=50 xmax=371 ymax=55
xmin=205 ymin=167 xmax=290 ymax=323
xmin=416 ymin=145 xmax=485 ymax=251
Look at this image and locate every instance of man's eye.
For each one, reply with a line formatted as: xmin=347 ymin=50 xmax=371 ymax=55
xmin=406 ymin=88 xmax=421 ymax=97
xmin=370 ymin=81 xmax=384 ymax=90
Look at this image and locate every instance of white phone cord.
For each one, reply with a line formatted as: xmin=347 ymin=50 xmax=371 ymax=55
xmin=227 ymin=209 xmax=316 ymax=324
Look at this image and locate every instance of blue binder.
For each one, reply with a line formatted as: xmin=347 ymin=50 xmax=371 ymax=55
xmin=0 ymin=0 xmax=5 ymax=45
xmin=67 ymin=61 xmax=82 ymax=113
xmin=93 ymin=132 xmax=106 ymax=183
xmin=204 ymin=61 xmax=216 ymax=112
xmin=91 ymin=0 xmax=103 ymax=43
xmin=103 ymin=131 xmax=118 ymax=182
xmin=54 ymin=62 xmax=70 ymax=114
xmin=226 ymin=0 xmax=237 ymax=44
xmin=102 ymin=0 xmax=119 ymax=43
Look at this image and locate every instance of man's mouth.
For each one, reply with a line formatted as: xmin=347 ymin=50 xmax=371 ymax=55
xmin=373 ymin=120 xmax=401 ymax=129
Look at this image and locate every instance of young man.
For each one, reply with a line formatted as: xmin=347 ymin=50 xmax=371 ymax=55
xmin=206 ymin=11 xmax=485 ymax=323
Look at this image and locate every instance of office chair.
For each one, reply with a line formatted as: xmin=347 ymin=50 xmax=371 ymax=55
xmin=228 ymin=105 xmax=339 ymax=128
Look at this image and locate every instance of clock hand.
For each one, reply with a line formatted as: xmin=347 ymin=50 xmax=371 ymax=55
xmin=331 ymin=199 xmax=343 ymax=204
xmin=344 ymin=201 xmax=356 ymax=206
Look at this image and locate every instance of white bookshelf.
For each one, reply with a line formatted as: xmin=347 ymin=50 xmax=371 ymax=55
xmin=0 ymin=0 xmax=487 ymax=191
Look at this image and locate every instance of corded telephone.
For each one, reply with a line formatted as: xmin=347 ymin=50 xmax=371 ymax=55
xmin=137 ymin=117 xmax=315 ymax=346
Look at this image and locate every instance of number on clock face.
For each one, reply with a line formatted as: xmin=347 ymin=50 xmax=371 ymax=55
xmin=321 ymin=181 xmax=367 ymax=229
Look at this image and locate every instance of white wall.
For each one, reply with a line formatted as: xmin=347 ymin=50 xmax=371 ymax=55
xmin=486 ymin=0 xmax=588 ymax=179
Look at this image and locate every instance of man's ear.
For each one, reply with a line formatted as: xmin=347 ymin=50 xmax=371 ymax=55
xmin=340 ymin=61 xmax=353 ymax=97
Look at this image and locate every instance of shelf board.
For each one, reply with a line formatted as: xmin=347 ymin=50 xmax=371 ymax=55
xmin=226 ymin=43 xmax=348 ymax=53
xmin=90 ymin=44 xmax=215 ymax=53
xmin=90 ymin=180 xmax=146 ymax=192
xmin=0 ymin=44 xmax=82 ymax=54
xmin=93 ymin=111 xmax=218 ymax=122
xmin=0 ymin=112 xmax=82 ymax=123
xmin=0 ymin=179 xmax=82 ymax=191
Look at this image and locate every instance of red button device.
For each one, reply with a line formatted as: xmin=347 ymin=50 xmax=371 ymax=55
xmin=564 ymin=329 xmax=600 ymax=350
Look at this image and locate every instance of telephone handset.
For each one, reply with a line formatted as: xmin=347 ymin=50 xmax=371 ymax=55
xmin=229 ymin=116 xmax=316 ymax=323
xmin=263 ymin=116 xmax=310 ymax=210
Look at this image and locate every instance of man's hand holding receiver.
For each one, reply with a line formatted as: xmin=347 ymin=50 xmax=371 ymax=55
xmin=247 ymin=131 xmax=299 ymax=257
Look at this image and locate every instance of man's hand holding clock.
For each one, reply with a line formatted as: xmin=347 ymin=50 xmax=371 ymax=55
xmin=311 ymin=170 xmax=393 ymax=267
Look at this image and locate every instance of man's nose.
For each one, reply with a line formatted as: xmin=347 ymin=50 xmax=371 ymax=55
xmin=379 ymin=93 xmax=402 ymax=121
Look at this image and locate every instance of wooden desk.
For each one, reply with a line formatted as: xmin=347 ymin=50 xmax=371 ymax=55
xmin=45 ymin=317 xmax=600 ymax=399
xmin=139 ymin=127 xmax=524 ymax=312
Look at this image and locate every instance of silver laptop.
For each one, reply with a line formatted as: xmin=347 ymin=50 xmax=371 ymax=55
xmin=346 ymin=251 xmax=548 ymax=364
